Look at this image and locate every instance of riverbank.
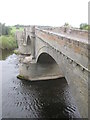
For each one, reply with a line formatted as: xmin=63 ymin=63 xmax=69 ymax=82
xmin=0 ymin=49 xmax=13 ymax=60
xmin=0 ymin=35 xmax=17 ymax=50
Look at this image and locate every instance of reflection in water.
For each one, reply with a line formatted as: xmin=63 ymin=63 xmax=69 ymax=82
xmin=2 ymin=53 xmax=80 ymax=118
xmin=0 ymin=49 xmax=13 ymax=60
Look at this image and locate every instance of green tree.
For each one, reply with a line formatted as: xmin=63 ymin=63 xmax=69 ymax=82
xmin=64 ymin=22 xmax=69 ymax=27
xmin=2 ymin=23 xmax=6 ymax=35
xmin=0 ymin=23 xmax=2 ymax=36
xmin=80 ymin=23 xmax=88 ymax=30
xmin=5 ymin=26 xmax=11 ymax=35
xmin=0 ymin=23 xmax=11 ymax=35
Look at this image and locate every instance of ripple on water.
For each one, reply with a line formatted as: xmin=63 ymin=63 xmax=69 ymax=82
xmin=2 ymin=54 xmax=81 ymax=118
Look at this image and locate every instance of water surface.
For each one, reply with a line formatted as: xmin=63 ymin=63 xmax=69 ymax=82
xmin=1 ymin=52 xmax=80 ymax=118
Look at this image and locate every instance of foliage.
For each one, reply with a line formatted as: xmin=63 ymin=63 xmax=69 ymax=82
xmin=14 ymin=24 xmax=25 ymax=28
xmin=13 ymin=49 xmax=20 ymax=54
xmin=0 ymin=22 xmax=24 ymax=50
xmin=0 ymin=23 xmax=11 ymax=35
xmin=80 ymin=23 xmax=89 ymax=30
xmin=10 ymin=26 xmax=23 ymax=36
xmin=0 ymin=23 xmax=24 ymax=36
xmin=0 ymin=35 xmax=17 ymax=50
xmin=64 ymin=23 xmax=70 ymax=27
xmin=17 ymin=75 xmax=27 ymax=80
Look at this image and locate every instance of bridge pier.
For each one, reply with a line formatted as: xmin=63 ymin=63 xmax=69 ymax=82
xmin=30 ymin=26 xmax=36 ymax=59
xmin=18 ymin=53 xmax=64 ymax=81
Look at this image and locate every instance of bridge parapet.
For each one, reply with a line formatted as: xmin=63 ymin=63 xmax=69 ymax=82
xmin=42 ymin=26 xmax=88 ymax=39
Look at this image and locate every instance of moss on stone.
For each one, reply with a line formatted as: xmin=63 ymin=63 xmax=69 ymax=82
xmin=13 ymin=49 xmax=20 ymax=55
xmin=17 ymin=75 xmax=27 ymax=80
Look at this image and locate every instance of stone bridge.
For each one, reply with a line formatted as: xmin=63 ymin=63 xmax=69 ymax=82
xmin=16 ymin=26 xmax=89 ymax=118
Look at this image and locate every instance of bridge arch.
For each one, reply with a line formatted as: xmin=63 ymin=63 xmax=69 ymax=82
xmin=36 ymin=46 xmax=64 ymax=77
xmin=37 ymin=53 xmax=56 ymax=63
xmin=36 ymin=46 xmax=60 ymax=65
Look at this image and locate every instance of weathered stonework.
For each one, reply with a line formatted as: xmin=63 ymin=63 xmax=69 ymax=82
xmin=16 ymin=26 xmax=89 ymax=118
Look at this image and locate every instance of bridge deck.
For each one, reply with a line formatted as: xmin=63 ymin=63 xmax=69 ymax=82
xmin=44 ymin=30 xmax=88 ymax=44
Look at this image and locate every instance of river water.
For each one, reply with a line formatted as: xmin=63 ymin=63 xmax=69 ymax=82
xmin=1 ymin=51 xmax=81 ymax=118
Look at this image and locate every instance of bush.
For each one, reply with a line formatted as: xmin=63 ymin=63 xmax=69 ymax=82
xmin=80 ymin=23 xmax=89 ymax=30
xmin=0 ymin=35 xmax=17 ymax=50
xmin=0 ymin=22 xmax=24 ymax=50
xmin=0 ymin=23 xmax=11 ymax=35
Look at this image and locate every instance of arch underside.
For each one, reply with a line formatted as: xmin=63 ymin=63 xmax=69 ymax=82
xmin=36 ymin=46 xmax=63 ymax=69
xmin=36 ymin=46 xmax=64 ymax=78
xmin=27 ymin=35 xmax=31 ymax=45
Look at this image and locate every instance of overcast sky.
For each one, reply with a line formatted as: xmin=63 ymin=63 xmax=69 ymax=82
xmin=0 ymin=0 xmax=89 ymax=27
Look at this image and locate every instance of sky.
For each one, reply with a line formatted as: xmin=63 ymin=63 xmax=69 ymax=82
xmin=0 ymin=0 xmax=89 ymax=27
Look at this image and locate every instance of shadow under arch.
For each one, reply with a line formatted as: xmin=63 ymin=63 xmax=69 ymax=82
xmin=37 ymin=52 xmax=64 ymax=79
xmin=27 ymin=35 xmax=31 ymax=45
xmin=37 ymin=52 xmax=56 ymax=64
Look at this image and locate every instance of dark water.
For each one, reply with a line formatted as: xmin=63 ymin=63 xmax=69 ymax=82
xmin=0 ymin=49 xmax=13 ymax=60
xmin=1 ymin=51 xmax=81 ymax=118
